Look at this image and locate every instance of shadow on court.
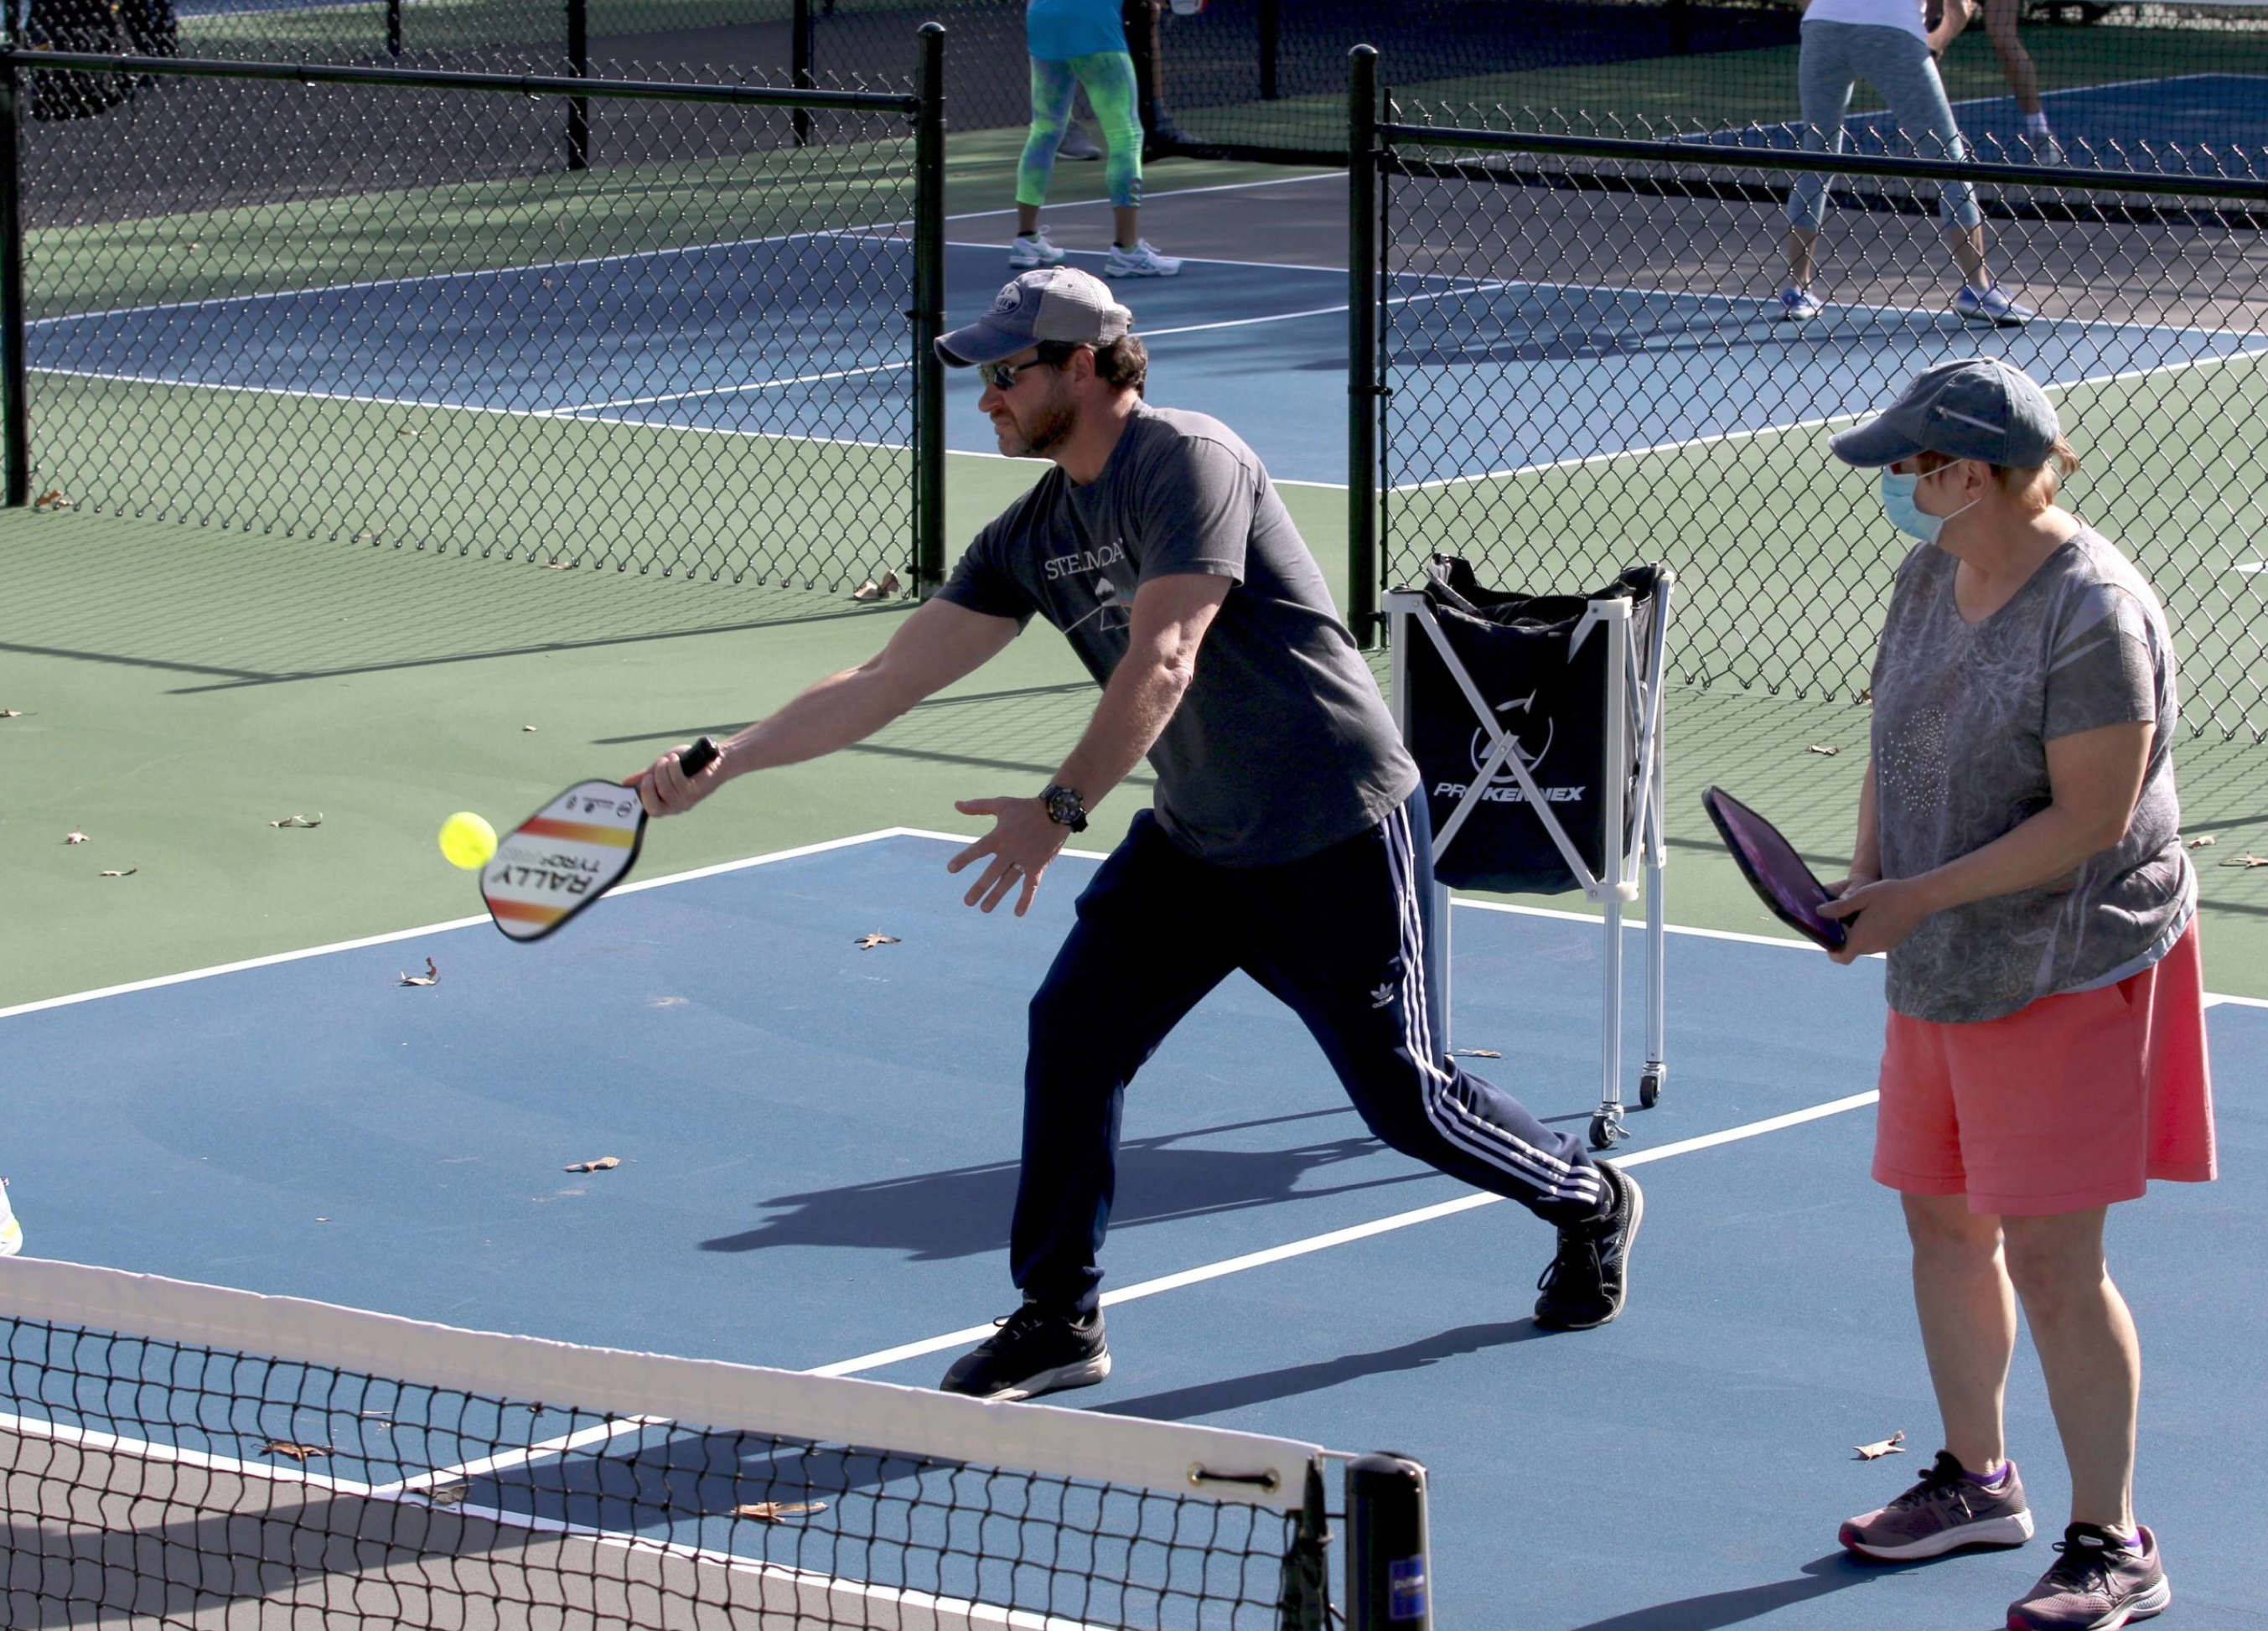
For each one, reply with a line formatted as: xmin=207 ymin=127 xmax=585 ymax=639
xmin=702 ymin=1107 xmax=1427 ymax=1260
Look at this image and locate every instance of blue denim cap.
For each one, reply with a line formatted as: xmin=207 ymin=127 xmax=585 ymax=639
xmin=1830 ymin=358 xmax=2061 ymax=469
xmin=935 ymin=267 xmax=1133 ymax=367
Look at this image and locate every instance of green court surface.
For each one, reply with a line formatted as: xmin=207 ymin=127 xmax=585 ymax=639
xmin=7 ymin=102 xmax=2263 ymax=1012
xmin=7 ymin=454 xmax=2265 ymax=1013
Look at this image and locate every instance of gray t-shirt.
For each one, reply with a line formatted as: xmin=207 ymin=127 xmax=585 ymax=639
xmin=1870 ymin=524 xmax=2196 ymax=1023
xmin=938 ymin=405 xmax=1417 ymax=865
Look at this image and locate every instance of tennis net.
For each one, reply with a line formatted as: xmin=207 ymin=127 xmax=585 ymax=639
xmin=0 ymin=1256 xmax=1409 ymax=1628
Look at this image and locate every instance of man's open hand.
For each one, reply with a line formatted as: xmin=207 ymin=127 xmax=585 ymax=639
xmin=947 ymin=796 xmax=1073 ymax=916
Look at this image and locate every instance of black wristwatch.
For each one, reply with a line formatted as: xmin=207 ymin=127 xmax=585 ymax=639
xmin=1041 ymin=783 xmax=1089 ymax=833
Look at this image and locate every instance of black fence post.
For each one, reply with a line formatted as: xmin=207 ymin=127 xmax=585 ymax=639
xmin=0 ymin=53 xmax=28 ymax=510
xmin=1346 ymin=1453 xmax=1430 ymax=1631
xmin=1259 ymin=0 xmax=1278 ymax=101
xmin=1347 ymin=45 xmax=1380 ymax=646
xmin=791 ymin=0 xmax=813 ymax=147
xmin=910 ymin=23 xmax=945 ymax=596
xmin=386 ymin=0 xmax=403 ymax=56
xmin=566 ymin=0 xmax=589 ymax=170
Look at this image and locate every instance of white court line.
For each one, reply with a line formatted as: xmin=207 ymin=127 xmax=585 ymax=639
xmin=28 ymin=363 xmax=909 ymax=455
xmin=28 ymin=228 xmax=888 ymax=331
xmin=805 ymin=1089 xmax=1885 ymax=1379
xmin=1390 ymin=346 xmax=2268 ymax=494
xmin=544 ymin=355 xmax=907 ymax=417
xmin=2234 ymin=562 xmax=2268 ymax=575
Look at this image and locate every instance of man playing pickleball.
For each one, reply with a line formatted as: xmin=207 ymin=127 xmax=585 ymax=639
xmin=634 ymin=267 xmax=1641 ymax=1400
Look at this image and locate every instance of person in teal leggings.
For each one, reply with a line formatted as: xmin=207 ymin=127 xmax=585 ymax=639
xmin=1012 ymin=0 xmax=1180 ymax=278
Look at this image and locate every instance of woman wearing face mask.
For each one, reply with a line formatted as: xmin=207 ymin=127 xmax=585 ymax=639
xmin=1817 ymin=358 xmax=2214 ymax=1631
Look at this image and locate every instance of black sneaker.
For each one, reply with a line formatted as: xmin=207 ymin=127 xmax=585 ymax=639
xmin=1533 ymin=1161 xmax=1642 ymax=1330
xmin=939 ymin=1302 xmax=1111 ymax=1401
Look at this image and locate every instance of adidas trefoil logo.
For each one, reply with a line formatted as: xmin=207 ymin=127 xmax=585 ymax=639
xmin=1370 ymin=983 xmax=1395 ymax=1009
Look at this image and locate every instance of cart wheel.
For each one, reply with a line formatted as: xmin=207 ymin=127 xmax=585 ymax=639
xmin=1588 ymin=1110 xmax=1626 ymax=1151
xmin=1639 ymin=1070 xmax=1663 ymax=1111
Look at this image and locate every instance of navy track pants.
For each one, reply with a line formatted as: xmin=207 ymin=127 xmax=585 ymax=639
xmin=1012 ymin=793 xmax=1608 ymax=1314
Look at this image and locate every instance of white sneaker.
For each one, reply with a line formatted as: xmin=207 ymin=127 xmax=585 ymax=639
xmin=1008 ymin=231 xmax=1066 ymax=271
xmin=0 ymin=1178 xmax=22 ymax=1258
xmin=1105 ymin=238 xmax=1182 ymax=278
xmin=2027 ymin=132 xmax=2065 ymax=166
xmin=1955 ymin=280 xmax=2036 ymax=327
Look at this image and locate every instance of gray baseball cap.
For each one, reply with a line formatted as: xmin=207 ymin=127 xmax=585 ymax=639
xmin=1830 ymin=358 xmax=2062 ymax=469
xmin=935 ymin=267 xmax=1133 ymax=367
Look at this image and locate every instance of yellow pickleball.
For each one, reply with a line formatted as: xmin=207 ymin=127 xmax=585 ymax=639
xmin=438 ymin=810 xmax=498 ymax=871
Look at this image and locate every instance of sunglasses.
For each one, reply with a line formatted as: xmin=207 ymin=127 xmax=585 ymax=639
xmin=977 ymin=356 xmax=1059 ymax=391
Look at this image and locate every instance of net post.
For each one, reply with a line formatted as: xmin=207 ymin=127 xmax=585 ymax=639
xmin=566 ymin=0 xmax=589 ymax=171
xmin=1346 ymin=1452 xmax=1430 ymax=1631
xmin=1258 ymin=0 xmax=1279 ymax=100
xmin=0 ymin=49 xmax=27 ymax=510
xmin=386 ymin=0 xmax=403 ymax=56
xmin=910 ymin=22 xmax=945 ymax=598
xmin=791 ymin=0 xmax=813 ymax=147
xmin=1347 ymin=44 xmax=1380 ymax=648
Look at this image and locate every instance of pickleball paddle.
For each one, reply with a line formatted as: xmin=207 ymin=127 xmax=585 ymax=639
xmin=1701 ymin=784 xmax=1851 ymax=952
xmin=480 ymin=737 xmax=719 ymax=942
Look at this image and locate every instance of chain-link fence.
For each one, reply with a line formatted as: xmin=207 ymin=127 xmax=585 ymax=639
xmin=1350 ymin=66 xmax=2268 ymax=742
xmin=23 ymin=0 xmax=1042 ymax=132
xmin=1152 ymin=0 xmax=2268 ymax=164
xmin=0 ymin=39 xmax=948 ymax=595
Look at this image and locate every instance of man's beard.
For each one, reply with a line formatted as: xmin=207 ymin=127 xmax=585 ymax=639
xmin=1003 ymin=396 xmax=1075 ymax=458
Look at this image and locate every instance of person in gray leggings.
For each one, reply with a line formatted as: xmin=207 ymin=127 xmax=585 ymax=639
xmin=1782 ymin=0 xmax=2032 ymax=328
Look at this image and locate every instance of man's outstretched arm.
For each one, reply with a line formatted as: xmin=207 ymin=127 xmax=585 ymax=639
xmin=633 ymin=598 xmax=1022 ymax=816
xmin=950 ymin=571 xmax=1230 ymax=914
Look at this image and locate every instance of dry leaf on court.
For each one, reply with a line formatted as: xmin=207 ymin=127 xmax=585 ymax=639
xmin=2188 ymin=835 xmax=2217 ymax=850
xmin=851 ymin=570 xmax=903 ymax=603
xmin=424 ymin=1483 xmax=470 ymax=1507
xmin=33 ymin=489 xmax=72 ymax=511
xmin=855 ymin=933 xmax=900 ymax=950
xmin=263 ymin=1440 xmax=329 ymax=1463
xmin=541 ymin=561 xmax=577 ymax=571
xmin=1806 ymin=743 xmax=1841 ymax=757
xmin=64 ymin=831 xmax=89 ymax=845
xmin=268 ymin=814 xmax=323 ymax=829
xmin=1854 ymin=1432 xmax=1906 ymax=1461
xmin=523 ymin=724 xmax=539 ymax=732
xmin=563 ymin=1157 xmax=621 ymax=1173
xmin=0 ymin=708 xmax=23 ymax=718
xmin=1852 ymin=688 xmax=1872 ymax=706
xmin=1451 ymin=1048 xmax=1503 ymax=1059
xmin=734 ymin=1501 xmax=827 ymax=1523
xmin=2219 ymin=854 xmax=2268 ymax=869
xmin=99 ymin=868 xmax=137 ymax=878
xmin=396 ymin=427 xmax=422 ymax=438
xmin=399 ymin=958 xmax=440 ymax=987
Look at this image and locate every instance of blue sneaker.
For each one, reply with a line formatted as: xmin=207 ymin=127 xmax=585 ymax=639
xmin=1956 ymin=281 xmax=2035 ymax=327
xmin=1779 ymin=286 xmax=1823 ymax=323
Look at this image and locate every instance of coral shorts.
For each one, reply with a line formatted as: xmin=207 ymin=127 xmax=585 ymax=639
xmin=1872 ymin=922 xmax=2217 ymax=1216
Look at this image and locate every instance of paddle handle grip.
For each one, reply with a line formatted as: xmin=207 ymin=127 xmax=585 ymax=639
xmin=678 ymin=736 xmax=722 ymax=777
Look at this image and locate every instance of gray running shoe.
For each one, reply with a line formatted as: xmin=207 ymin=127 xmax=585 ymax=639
xmin=1841 ymin=1451 xmax=2035 ymax=1561
xmin=1056 ymin=122 xmax=1104 ymax=161
xmin=2008 ymin=1524 xmax=2171 ymax=1630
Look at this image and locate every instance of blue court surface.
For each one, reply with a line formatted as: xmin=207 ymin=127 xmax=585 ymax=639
xmin=31 ymin=238 xmax=2260 ymax=487
xmin=5 ymin=831 xmax=2261 ymax=1628
xmin=1696 ymin=72 xmax=2268 ymax=179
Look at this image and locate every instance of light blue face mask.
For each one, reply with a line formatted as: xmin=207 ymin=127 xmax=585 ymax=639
xmin=1879 ymin=469 xmax=1979 ymax=544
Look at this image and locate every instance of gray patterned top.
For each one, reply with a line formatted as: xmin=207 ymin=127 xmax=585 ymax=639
xmin=1870 ymin=525 xmax=2196 ymax=1023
